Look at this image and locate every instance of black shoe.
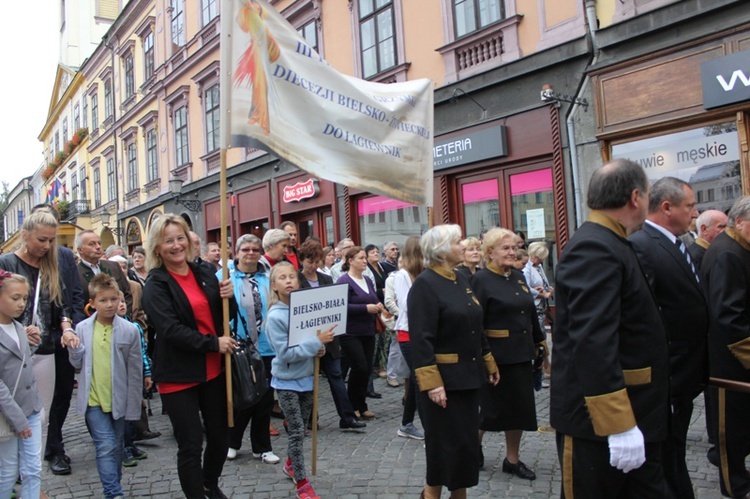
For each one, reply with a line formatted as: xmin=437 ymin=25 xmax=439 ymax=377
xmin=366 ymin=391 xmax=382 ymax=399
xmin=133 ymin=430 xmax=161 ymax=441
xmin=707 ymin=446 xmax=719 ymax=467
xmin=127 ymin=445 xmax=148 ymax=460
xmin=479 ymin=445 xmax=484 ymax=469
xmin=49 ymin=454 xmax=72 ymax=475
xmin=339 ymin=419 xmax=366 ymax=430
xmin=502 ymin=458 xmax=536 ymax=480
xmin=204 ymin=486 xmax=228 ymax=499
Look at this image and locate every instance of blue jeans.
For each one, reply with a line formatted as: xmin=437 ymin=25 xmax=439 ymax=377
xmin=0 ymin=410 xmax=42 ymax=499
xmin=85 ymin=406 xmax=125 ymax=499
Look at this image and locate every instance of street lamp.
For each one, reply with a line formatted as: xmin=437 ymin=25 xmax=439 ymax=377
xmin=99 ymin=210 xmax=124 ymax=235
xmin=169 ymin=176 xmax=202 ymax=212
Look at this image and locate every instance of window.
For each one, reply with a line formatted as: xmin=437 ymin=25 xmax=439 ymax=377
xmin=171 ymin=0 xmax=186 ymax=51
xmin=611 ymin=122 xmax=741 ymax=214
xmin=357 ymin=195 xmax=426 ymax=248
xmin=104 ymin=80 xmax=112 ymax=119
xmin=79 ymin=165 xmax=87 ymax=199
xmin=174 ymin=107 xmax=189 ymax=166
xmin=73 ymin=104 xmax=80 ymax=131
xmin=462 ymin=179 xmax=499 ymax=238
xmin=143 ymin=32 xmax=154 ymax=81
xmin=93 ymin=168 xmax=101 ymax=208
xmin=71 ymin=172 xmax=78 ymax=200
xmin=82 ymin=98 xmax=88 ymax=129
xmin=453 ymin=0 xmax=504 ymax=38
xmin=54 ymin=132 xmax=60 ymax=154
xmin=91 ymin=94 xmax=99 ymax=129
xmin=202 ymin=0 xmax=217 ymax=27
xmin=124 ymin=54 xmax=135 ymax=99
xmin=107 ymin=158 xmax=116 ymax=202
xmin=205 ymin=84 xmax=220 ymax=153
xmin=63 ymin=119 xmax=68 ymax=143
xmin=146 ymin=129 xmax=158 ymax=182
xmin=127 ymin=143 xmax=138 ymax=192
xmin=298 ymin=20 xmax=318 ymax=53
xmin=359 ymin=0 xmax=396 ymax=78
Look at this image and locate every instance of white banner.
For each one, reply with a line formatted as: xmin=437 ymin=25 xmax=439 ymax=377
xmin=221 ymin=0 xmax=434 ymax=206
xmin=288 ymin=284 xmax=348 ymax=348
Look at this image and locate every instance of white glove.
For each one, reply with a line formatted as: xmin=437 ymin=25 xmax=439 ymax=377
xmin=607 ymin=425 xmax=645 ymax=473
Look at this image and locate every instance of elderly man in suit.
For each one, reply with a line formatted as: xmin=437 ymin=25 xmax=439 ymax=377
xmin=75 ymin=230 xmax=133 ymax=316
xmin=688 ymin=209 xmax=728 ymax=271
xmin=702 ymin=196 xmax=750 ymax=499
xmin=629 ymin=177 xmax=706 ymax=499
xmin=551 ymin=159 xmax=670 ymax=498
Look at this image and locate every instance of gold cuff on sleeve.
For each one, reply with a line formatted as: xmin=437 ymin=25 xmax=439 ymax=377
xmin=584 ymin=388 xmax=637 ymax=436
xmin=415 ymin=365 xmax=444 ymax=392
xmin=728 ymin=337 xmax=750 ymax=369
xmin=486 ymin=329 xmax=509 ymax=338
xmin=622 ymin=367 xmax=651 ymax=386
xmin=484 ymin=352 xmax=499 ymax=375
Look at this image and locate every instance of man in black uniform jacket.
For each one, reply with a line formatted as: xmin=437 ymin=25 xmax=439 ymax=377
xmin=702 ymin=196 xmax=750 ymax=499
xmin=551 ymin=159 xmax=670 ymax=498
xmin=629 ymin=177 xmax=706 ymax=499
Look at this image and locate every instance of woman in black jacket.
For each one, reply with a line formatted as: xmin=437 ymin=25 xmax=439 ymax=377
xmin=142 ymin=214 xmax=237 ymax=499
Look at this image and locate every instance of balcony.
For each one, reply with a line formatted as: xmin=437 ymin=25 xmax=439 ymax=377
xmin=63 ymin=199 xmax=90 ymax=221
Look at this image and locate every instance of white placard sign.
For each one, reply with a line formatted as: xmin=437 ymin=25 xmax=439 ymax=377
xmin=288 ymin=284 xmax=348 ymax=348
xmin=526 ymin=208 xmax=546 ymax=240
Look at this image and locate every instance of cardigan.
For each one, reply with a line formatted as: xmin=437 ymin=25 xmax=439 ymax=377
xmin=266 ymin=303 xmax=324 ymax=381
xmin=0 ymin=320 xmax=43 ymax=432
xmin=337 ymin=273 xmax=379 ymax=337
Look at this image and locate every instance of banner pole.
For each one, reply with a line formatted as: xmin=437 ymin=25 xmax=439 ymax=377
xmin=312 ymin=350 xmax=320 ymax=475
xmin=220 ymin=149 xmax=233 ymax=428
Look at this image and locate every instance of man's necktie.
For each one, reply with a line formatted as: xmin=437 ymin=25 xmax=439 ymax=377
xmin=675 ymin=238 xmax=699 ymax=284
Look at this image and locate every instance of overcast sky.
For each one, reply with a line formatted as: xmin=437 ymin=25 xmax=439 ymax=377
xmin=1 ymin=1 xmax=60 ymax=192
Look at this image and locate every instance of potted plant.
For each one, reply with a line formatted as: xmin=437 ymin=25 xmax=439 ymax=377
xmin=55 ymin=199 xmax=70 ymax=220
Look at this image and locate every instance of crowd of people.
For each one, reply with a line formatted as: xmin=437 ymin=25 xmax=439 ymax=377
xmin=1 ymin=157 xmax=749 ymax=498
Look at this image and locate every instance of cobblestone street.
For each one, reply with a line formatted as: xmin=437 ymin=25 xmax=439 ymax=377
xmin=38 ymin=376 xmax=724 ymax=498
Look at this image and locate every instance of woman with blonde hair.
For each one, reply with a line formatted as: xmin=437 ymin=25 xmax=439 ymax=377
xmin=0 ymin=210 xmax=72 ymax=459
xmin=471 ymin=228 xmax=546 ymax=480
xmin=456 ymin=236 xmax=482 ymax=277
xmin=142 ymin=214 xmax=238 ymax=499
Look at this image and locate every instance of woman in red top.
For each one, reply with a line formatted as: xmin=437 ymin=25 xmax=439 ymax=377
xmin=142 ymin=215 xmax=237 ymax=499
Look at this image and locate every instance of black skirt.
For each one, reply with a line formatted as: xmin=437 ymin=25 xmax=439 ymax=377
xmin=479 ymin=361 xmax=537 ymax=431
xmin=420 ymin=388 xmax=480 ymax=491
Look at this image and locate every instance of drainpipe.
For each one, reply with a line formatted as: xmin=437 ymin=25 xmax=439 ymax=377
xmin=567 ymin=0 xmax=599 ymax=228
xmin=104 ymin=34 xmax=121 ymax=244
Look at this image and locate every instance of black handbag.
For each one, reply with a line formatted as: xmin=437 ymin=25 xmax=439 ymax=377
xmin=230 ymin=310 xmax=269 ymax=410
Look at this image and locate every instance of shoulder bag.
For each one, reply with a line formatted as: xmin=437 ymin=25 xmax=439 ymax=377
xmin=230 ymin=309 xmax=269 ymax=410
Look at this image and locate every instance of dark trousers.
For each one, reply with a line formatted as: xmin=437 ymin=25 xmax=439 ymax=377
xmin=161 ymin=375 xmax=229 ymax=499
xmin=45 ymin=345 xmax=77 ymax=459
xmin=662 ymin=396 xmax=695 ymax=499
xmin=399 ymin=341 xmax=419 ymax=426
xmin=320 ymin=353 xmax=357 ymax=424
xmin=228 ymin=356 xmax=274 ymax=453
xmin=339 ymin=335 xmax=375 ymax=413
xmin=556 ymin=433 xmax=667 ymax=499
xmin=712 ymin=387 xmax=750 ymax=498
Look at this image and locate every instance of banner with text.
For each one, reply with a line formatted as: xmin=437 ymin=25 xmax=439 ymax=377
xmin=222 ymin=0 xmax=434 ymax=206
xmin=288 ymin=284 xmax=348 ymax=348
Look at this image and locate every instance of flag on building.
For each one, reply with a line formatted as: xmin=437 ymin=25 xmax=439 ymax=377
xmin=220 ymin=0 xmax=434 ymax=206
xmin=45 ymin=178 xmax=66 ymax=206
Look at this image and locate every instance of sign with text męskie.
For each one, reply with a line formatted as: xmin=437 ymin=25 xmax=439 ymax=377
xmin=702 ymin=50 xmax=750 ymax=110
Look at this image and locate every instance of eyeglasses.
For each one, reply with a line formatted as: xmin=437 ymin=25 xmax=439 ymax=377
xmin=240 ymin=247 xmax=261 ymax=253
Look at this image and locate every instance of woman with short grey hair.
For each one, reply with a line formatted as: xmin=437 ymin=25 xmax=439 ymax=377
xmin=408 ymin=224 xmax=499 ymax=499
xmin=260 ymin=229 xmax=292 ymax=269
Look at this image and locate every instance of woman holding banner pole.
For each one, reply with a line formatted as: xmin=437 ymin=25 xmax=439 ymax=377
xmin=142 ymin=214 xmax=237 ymax=499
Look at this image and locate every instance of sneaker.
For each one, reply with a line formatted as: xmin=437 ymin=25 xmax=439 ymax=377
xmin=283 ymin=460 xmax=296 ymax=483
xmin=253 ymin=451 xmax=280 ymax=464
xmin=387 ymin=377 xmax=401 ymax=387
xmin=227 ymin=448 xmax=238 ymax=460
xmin=128 ymin=445 xmax=148 ymax=460
xmin=122 ymin=448 xmax=138 ymax=467
xmin=397 ymin=423 xmax=425 ymax=440
xmin=296 ymin=482 xmax=320 ymax=499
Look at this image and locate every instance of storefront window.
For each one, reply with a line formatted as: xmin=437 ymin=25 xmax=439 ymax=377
xmin=612 ymin=122 xmax=740 ymax=214
xmin=462 ymin=179 xmax=499 ymax=238
xmin=357 ymin=196 xmax=427 ymax=248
